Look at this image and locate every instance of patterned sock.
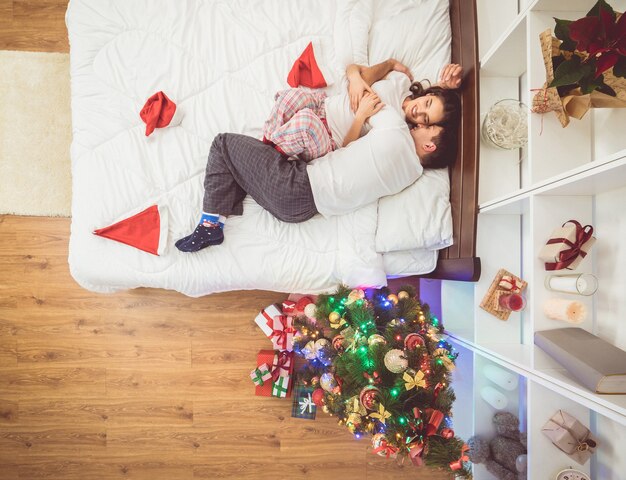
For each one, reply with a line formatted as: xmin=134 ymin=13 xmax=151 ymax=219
xmin=175 ymin=212 xmax=224 ymax=252
xmin=200 ymin=212 xmax=222 ymax=228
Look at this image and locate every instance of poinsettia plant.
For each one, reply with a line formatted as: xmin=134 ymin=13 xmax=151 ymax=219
xmin=551 ymin=0 xmax=626 ymax=96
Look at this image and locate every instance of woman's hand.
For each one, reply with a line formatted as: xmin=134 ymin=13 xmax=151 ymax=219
xmin=389 ymin=59 xmax=414 ymax=81
xmin=348 ymin=74 xmax=374 ymax=113
xmin=355 ymin=92 xmax=384 ymax=121
xmin=438 ymin=63 xmax=463 ymax=89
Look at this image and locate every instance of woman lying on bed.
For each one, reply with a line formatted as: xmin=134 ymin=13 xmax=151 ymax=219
xmin=262 ymin=60 xmax=462 ymax=167
xmin=175 ymin=61 xmax=463 ymax=253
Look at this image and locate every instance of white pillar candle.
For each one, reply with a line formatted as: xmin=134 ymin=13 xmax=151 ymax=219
xmin=545 ymin=274 xmax=598 ymax=296
xmin=484 ymin=364 xmax=518 ymax=391
xmin=480 ymin=386 xmax=508 ymax=410
xmin=543 ymin=298 xmax=587 ymax=324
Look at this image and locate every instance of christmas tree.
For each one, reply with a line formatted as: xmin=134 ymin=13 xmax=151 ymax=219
xmin=293 ymin=285 xmax=471 ymax=477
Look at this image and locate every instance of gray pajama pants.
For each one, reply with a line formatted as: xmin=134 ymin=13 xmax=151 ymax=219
xmin=202 ymin=133 xmax=318 ymax=223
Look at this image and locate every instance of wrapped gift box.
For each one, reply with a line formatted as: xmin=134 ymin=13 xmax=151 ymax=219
xmin=254 ymin=304 xmax=283 ymax=338
xmin=538 ymin=220 xmax=595 ymax=271
xmin=291 ymin=384 xmax=317 ymax=420
xmin=541 ymin=409 xmax=598 ymax=465
xmin=250 ymin=363 xmax=272 ymax=387
xmin=254 ymin=350 xmax=294 ymax=397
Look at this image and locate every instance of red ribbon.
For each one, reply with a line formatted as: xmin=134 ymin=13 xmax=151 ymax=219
xmin=271 ymin=351 xmax=292 ymax=382
xmin=407 ymin=438 xmax=426 ymax=467
xmin=363 ymin=371 xmax=381 ymax=384
xmin=373 ymin=441 xmax=399 ymax=459
xmin=425 ymin=409 xmax=444 ymax=437
xmin=268 ymin=315 xmax=296 ymax=350
xmin=449 ymin=444 xmax=469 ymax=471
xmin=545 ymin=220 xmax=594 ymax=271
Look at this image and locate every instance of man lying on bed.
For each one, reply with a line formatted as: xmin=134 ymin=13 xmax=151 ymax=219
xmin=175 ymin=61 xmax=462 ymax=252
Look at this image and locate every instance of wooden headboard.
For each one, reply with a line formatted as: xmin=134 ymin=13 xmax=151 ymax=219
xmin=414 ymin=0 xmax=481 ymax=282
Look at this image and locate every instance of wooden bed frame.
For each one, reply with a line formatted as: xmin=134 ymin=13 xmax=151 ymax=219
xmin=412 ymin=0 xmax=481 ymax=282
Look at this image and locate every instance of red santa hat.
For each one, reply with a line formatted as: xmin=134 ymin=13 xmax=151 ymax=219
xmin=287 ymin=41 xmax=334 ymax=89
xmin=139 ymin=91 xmax=184 ymax=136
xmin=93 ymin=204 xmax=168 ymax=255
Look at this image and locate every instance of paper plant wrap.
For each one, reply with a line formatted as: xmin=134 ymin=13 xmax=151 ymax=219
xmin=533 ymin=29 xmax=626 ymax=127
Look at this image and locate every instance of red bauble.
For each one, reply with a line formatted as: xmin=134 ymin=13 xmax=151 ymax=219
xmin=311 ymin=388 xmax=326 ymax=406
xmin=359 ymin=385 xmax=381 ymax=410
xmin=404 ymin=333 xmax=425 ymax=350
xmin=440 ymin=427 xmax=454 ymax=439
xmin=295 ymin=296 xmax=313 ymax=311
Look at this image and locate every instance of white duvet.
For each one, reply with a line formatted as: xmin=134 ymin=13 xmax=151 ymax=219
xmin=66 ymin=0 xmax=452 ymax=296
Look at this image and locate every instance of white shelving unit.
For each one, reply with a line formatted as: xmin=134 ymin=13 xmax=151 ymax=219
xmin=444 ymin=0 xmax=626 ymax=478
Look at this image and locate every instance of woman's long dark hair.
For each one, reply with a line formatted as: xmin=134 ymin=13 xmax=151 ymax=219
xmin=408 ymin=80 xmax=461 ymax=169
xmin=408 ymin=80 xmax=461 ymax=129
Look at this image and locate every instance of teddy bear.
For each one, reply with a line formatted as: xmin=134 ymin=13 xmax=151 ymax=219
xmin=466 ymin=412 xmax=527 ymax=480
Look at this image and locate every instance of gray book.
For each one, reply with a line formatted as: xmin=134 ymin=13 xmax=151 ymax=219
xmin=534 ymin=328 xmax=626 ymax=394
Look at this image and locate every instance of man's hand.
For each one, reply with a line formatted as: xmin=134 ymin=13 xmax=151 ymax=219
xmin=348 ymin=74 xmax=374 ymax=113
xmin=389 ymin=59 xmax=414 ymax=82
xmin=355 ymin=92 xmax=385 ymax=121
xmin=438 ymin=63 xmax=463 ymax=89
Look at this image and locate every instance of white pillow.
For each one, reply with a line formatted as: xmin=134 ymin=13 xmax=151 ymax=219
xmin=368 ymin=0 xmax=451 ymax=83
xmin=333 ymin=0 xmax=374 ymax=67
xmin=375 ymin=168 xmax=453 ymax=252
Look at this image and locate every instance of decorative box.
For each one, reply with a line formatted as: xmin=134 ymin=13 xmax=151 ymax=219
xmin=254 ymin=349 xmax=294 ymax=398
xmin=250 ymin=363 xmax=272 ymax=387
xmin=541 ymin=410 xmax=598 ymax=465
xmin=291 ymin=384 xmax=317 ymax=420
xmin=254 ymin=304 xmax=283 ymax=338
xmin=538 ymin=220 xmax=595 ymax=271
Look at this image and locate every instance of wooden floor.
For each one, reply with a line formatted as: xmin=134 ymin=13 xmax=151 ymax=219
xmin=0 ymin=2 xmax=452 ymax=479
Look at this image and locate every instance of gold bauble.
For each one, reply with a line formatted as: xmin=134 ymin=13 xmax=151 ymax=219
xmin=397 ymin=291 xmax=409 ymax=300
xmin=387 ymin=294 xmax=398 ymax=305
xmin=329 ymin=311 xmax=341 ymax=323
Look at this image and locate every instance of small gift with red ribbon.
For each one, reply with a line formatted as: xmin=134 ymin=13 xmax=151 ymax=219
xmin=269 ymin=315 xmax=296 ymax=352
xmin=254 ymin=304 xmax=282 ymax=338
xmin=498 ymin=274 xmax=524 ymax=293
xmin=249 ymin=363 xmax=272 ymax=387
xmin=254 ymin=350 xmax=295 ymax=397
xmin=254 ymin=304 xmax=296 ymax=351
xmin=538 ymin=220 xmax=596 ymax=271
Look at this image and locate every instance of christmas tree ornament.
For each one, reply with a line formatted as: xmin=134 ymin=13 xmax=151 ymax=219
xmin=387 ymin=294 xmax=399 ymax=305
xmin=295 ymin=296 xmax=313 ymax=312
xmin=302 ymin=340 xmax=317 ymax=360
xmin=404 ymin=333 xmax=425 ymax=349
xmin=359 ymin=385 xmax=381 ymax=410
xmin=372 ymin=433 xmax=399 ymax=459
xmin=397 ymin=290 xmax=410 ymax=300
xmin=311 ymin=387 xmax=326 ymax=406
xmin=314 ymin=338 xmax=331 ymax=354
xmin=320 ymin=372 xmax=338 ymax=393
xmin=346 ymin=288 xmax=365 ymax=305
xmin=367 ymin=334 xmax=387 ymax=346
xmin=347 ymin=412 xmax=363 ymax=426
xmin=311 ymin=376 xmax=320 ymax=386
xmin=369 ymin=403 xmax=392 ymax=425
xmin=304 ymin=302 xmax=317 ymax=319
xmin=322 ymin=405 xmax=329 ymax=414
xmin=347 ymin=396 xmax=367 ymax=416
xmin=403 ymin=370 xmax=426 ymax=391
xmin=328 ymin=311 xmax=346 ymax=329
xmin=331 ymin=334 xmax=346 ymax=352
xmin=434 ymin=350 xmax=456 ymax=371
xmin=384 ymin=349 xmax=408 ymax=373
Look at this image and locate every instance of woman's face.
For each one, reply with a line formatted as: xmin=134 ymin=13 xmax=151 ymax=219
xmin=403 ymin=94 xmax=445 ymax=126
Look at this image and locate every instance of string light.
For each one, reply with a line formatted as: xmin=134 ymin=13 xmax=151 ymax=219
xmin=390 ymin=388 xmax=399 ymax=398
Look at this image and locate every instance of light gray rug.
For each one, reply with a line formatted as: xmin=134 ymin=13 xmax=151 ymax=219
xmin=0 ymin=50 xmax=72 ymax=217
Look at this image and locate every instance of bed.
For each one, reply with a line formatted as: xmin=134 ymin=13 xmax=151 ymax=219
xmin=66 ymin=0 xmax=480 ymax=297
